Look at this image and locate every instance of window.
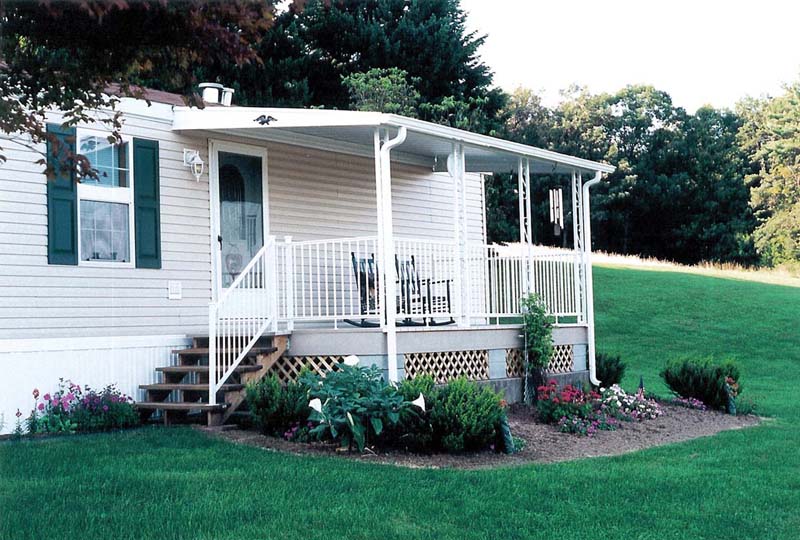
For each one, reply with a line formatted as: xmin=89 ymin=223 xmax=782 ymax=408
xmin=76 ymin=132 xmax=134 ymax=264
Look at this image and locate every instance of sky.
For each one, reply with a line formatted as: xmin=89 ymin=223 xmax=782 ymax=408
xmin=460 ymin=0 xmax=800 ymax=112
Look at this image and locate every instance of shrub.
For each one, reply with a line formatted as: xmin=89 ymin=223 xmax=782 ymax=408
xmin=660 ymin=358 xmax=741 ymax=411
xmin=428 ymin=377 xmax=504 ymax=453
xmin=245 ymin=375 xmax=310 ymax=436
xmin=300 ymin=364 xmax=418 ymax=452
xmin=595 ymin=353 xmax=627 ymax=387
xmin=386 ymin=375 xmax=436 ymax=451
xmin=27 ymin=380 xmax=138 ymax=434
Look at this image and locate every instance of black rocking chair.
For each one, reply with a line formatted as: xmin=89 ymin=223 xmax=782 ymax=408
xmin=343 ymin=253 xmax=381 ymax=328
xmin=396 ymin=255 xmax=455 ymax=326
xmin=344 ymin=252 xmax=455 ymax=327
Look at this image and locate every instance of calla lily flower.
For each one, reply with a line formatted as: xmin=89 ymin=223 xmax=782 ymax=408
xmin=411 ymin=393 xmax=426 ymax=412
xmin=343 ymin=355 xmax=360 ymax=367
xmin=308 ymin=398 xmax=323 ymax=413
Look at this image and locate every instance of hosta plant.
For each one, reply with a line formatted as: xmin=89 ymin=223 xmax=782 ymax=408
xmin=300 ymin=363 xmax=423 ymax=452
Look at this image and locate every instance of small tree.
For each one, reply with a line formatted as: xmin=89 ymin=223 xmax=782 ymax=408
xmin=521 ymin=293 xmax=553 ymax=402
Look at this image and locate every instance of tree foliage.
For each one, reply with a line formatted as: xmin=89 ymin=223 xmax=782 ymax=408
xmin=219 ymin=0 xmax=506 ymax=134
xmin=342 ymin=68 xmax=421 ymax=116
xmin=497 ymin=85 xmax=758 ymax=265
xmin=0 ymin=0 xmax=277 ymax=169
xmin=737 ymin=83 xmax=800 ymax=266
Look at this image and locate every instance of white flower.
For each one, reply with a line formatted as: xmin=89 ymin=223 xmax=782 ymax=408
xmin=308 ymin=398 xmax=323 ymax=413
xmin=343 ymin=355 xmax=360 ymax=367
xmin=411 ymin=393 xmax=426 ymax=412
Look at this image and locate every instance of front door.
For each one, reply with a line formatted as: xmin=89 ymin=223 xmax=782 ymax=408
xmin=211 ymin=142 xmax=268 ymax=298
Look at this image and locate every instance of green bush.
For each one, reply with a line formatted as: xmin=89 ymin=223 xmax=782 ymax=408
xmin=386 ymin=375 xmax=435 ymax=451
xmin=245 ymin=375 xmax=310 ymax=436
xmin=660 ymin=358 xmax=741 ymax=411
xmin=300 ymin=364 xmax=413 ymax=452
xmin=596 ymin=353 xmax=627 ymax=387
xmin=428 ymin=377 xmax=504 ymax=453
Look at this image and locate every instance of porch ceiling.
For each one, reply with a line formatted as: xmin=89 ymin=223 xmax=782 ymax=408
xmin=172 ymin=106 xmax=615 ymax=176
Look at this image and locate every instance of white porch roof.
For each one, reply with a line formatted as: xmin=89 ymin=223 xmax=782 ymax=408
xmin=172 ymin=106 xmax=615 ymax=176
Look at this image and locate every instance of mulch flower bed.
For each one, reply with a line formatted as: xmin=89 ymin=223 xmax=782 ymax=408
xmin=204 ymin=402 xmax=761 ymax=470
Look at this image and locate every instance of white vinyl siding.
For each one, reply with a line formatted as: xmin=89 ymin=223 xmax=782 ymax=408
xmin=0 ymin=107 xmax=485 ymax=340
xmin=266 ymin=142 xmax=485 ymax=243
xmin=0 ymin=107 xmax=212 ymax=339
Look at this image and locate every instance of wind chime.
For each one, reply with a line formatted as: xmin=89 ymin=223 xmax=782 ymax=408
xmin=549 ymin=187 xmax=564 ymax=236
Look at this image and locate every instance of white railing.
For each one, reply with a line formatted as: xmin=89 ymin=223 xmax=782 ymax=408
xmin=528 ymin=249 xmax=582 ymax=319
xmin=279 ymin=236 xmax=379 ymax=324
xmin=208 ymin=236 xmax=278 ymax=404
xmin=393 ymin=238 xmax=460 ymax=323
xmin=276 ymin=237 xmax=583 ymax=327
xmin=207 ymin=237 xmax=583 ymax=401
xmin=466 ymin=245 xmax=580 ymax=320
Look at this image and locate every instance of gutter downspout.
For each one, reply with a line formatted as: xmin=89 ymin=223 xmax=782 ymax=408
xmin=380 ymin=126 xmax=407 ymax=382
xmin=582 ymin=171 xmax=603 ymax=386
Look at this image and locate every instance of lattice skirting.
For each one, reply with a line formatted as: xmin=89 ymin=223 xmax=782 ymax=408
xmin=269 ymin=355 xmax=345 ymax=384
xmin=505 ymin=344 xmax=575 ymax=376
xmin=404 ymin=350 xmax=489 ymax=383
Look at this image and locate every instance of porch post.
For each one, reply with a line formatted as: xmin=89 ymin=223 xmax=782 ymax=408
xmin=571 ymin=171 xmax=585 ymax=323
xmin=373 ymin=128 xmax=385 ymax=323
xmin=518 ymin=158 xmax=533 ymax=294
xmin=377 ymin=127 xmax=407 ymax=383
xmin=449 ymin=143 xmax=469 ymax=326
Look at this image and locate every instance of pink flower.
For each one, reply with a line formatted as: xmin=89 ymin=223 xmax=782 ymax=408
xmin=37 ymin=403 xmax=45 ymax=411
xmin=60 ymin=397 xmax=70 ymax=409
xmin=102 ymin=405 xmax=109 ymax=412
xmin=66 ymin=392 xmax=75 ymax=401
xmin=15 ymin=409 xmax=21 ymax=418
xmin=32 ymin=388 xmax=40 ymax=399
xmin=43 ymin=393 xmax=51 ymax=401
xmin=51 ymin=399 xmax=60 ymax=407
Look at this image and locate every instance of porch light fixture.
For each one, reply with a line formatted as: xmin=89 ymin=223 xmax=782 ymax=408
xmin=183 ymin=149 xmax=205 ymax=182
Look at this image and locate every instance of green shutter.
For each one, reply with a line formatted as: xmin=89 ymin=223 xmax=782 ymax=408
xmin=133 ymin=138 xmax=161 ymax=269
xmin=46 ymin=123 xmax=78 ymax=265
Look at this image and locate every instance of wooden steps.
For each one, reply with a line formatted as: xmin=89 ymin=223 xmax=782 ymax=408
xmin=135 ymin=402 xmax=226 ymax=411
xmin=135 ymin=334 xmax=289 ymax=426
xmin=155 ymin=364 xmax=263 ymax=375
xmin=172 ymin=346 xmax=277 ymax=357
xmin=140 ymin=383 xmax=245 ymax=392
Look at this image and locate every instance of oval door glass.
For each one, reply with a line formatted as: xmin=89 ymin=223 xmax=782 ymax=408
xmin=218 ymin=151 xmax=263 ymax=288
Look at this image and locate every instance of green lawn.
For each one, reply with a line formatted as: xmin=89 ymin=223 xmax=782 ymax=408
xmin=3 ymin=266 xmax=800 ymax=540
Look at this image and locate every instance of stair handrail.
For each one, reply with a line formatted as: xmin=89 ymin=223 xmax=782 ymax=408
xmin=209 ymin=235 xmax=278 ymax=405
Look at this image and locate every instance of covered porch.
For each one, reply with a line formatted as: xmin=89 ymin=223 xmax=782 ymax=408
xmin=171 ymin=108 xmax=614 ymax=391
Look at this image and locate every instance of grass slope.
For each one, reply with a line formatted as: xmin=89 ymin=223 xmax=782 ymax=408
xmin=2 ymin=266 xmax=800 ymax=540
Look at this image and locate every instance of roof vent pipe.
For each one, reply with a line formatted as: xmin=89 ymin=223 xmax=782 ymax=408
xmin=221 ymin=87 xmax=235 ymax=107
xmin=199 ymin=82 xmax=224 ymax=104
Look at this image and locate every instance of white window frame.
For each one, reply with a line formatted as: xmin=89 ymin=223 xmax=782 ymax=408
xmin=76 ymin=128 xmax=136 ymax=268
